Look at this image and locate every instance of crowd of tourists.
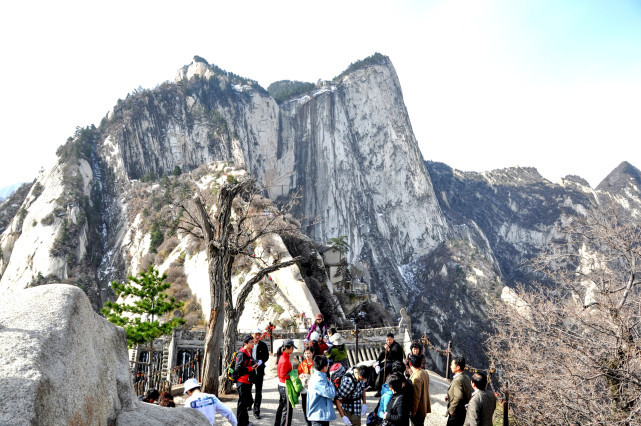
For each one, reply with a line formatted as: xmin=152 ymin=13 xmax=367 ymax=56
xmin=142 ymin=313 xmax=496 ymax=426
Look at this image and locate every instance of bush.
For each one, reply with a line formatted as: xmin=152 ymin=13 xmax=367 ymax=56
xmin=149 ymin=221 xmax=164 ymax=254
xmin=334 ymin=53 xmax=388 ymax=82
xmin=32 ymin=182 xmax=44 ymax=198
xmin=41 ymin=213 xmax=55 ymax=226
xmin=155 ymin=236 xmax=179 ymax=263
xmin=267 ymin=80 xmax=316 ymax=104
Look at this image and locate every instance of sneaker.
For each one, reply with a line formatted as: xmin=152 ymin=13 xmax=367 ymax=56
xmin=254 ymin=413 xmax=262 ymax=419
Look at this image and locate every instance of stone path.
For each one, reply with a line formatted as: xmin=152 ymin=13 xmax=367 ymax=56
xmin=175 ymin=371 xmax=449 ymax=425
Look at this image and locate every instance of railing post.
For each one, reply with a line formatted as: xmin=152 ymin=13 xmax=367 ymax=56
xmin=195 ymin=349 xmax=201 ymax=382
xmin=445 ymin=341 xmax=452 ymax=380
xmin=269 ymin=322 xmax=274 ymax=354
xmin=503 ymin=381 xmax=509 ymax=426
xmin=354 ymin=325 xmax=360 ymax=364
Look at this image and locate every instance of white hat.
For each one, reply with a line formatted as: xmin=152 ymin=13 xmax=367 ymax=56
xmin=254 ymin=326 xmax=263 ymax=334
xmin=309 ymin=331 xmax=320 ymax=341
xmin=183 ymin=378 xmax=201 ymax=394
xmin=329 ymin=333 xmax=345 ymax=346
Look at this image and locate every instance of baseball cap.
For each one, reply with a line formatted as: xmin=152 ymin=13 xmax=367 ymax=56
xmin=285 ymin=339 xmax=298 ymax=349
xmin=183 ymin=378 xmax=201 ymax=394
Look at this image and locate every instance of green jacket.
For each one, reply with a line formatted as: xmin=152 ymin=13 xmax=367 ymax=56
xmin=286 ymin=369 xmax=303 ymax=407
xmin=325 ymin=345 xmax=348 ymax=362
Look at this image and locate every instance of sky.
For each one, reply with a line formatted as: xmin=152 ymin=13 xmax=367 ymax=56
xmin=1 ymin=0 xmax=641 ymax=189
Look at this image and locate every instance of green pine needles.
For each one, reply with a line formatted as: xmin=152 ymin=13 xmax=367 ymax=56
xmin=101 ymin=266 xmax=186 ymax=348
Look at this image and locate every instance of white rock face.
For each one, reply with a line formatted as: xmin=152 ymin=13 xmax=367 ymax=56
xmin=0 ymin=284 xmax=209 ymax=425
xmin=97 ymin=58 xmax=452 ymax=308
xmin=0 ymin=164 xmax=70 ymax=291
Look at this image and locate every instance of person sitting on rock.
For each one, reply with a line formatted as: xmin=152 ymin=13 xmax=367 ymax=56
xmin=308 ymin=331 xmax=329 ymax=356
xmin=325 ymin=333 xmax=349 ymax=369
xmin=183 ymin=378 xmax=238 ymax=426
xmin=141 ymin=388 xmax=159 ymax=404
xmin=158 ymin=391 xmax=175 ymax=407
xmin=374 ymin=333 xmax=404 ymax=396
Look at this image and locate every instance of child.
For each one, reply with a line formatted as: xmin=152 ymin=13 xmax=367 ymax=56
xmin=383 ymin=374 xmax=409 ymax=426
xmin=306 ymin=356 xmax=336 ymax=426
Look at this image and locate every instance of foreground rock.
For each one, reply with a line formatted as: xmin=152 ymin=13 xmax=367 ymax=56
xmin=0 ymin=284 xmax=208 ymax=425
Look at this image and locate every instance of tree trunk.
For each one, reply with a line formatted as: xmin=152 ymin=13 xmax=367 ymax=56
xmin=220 ymin=310 xmax=239 ymax=394
xmin=144 ymin=340 xmax=154 ymax=392
xmin=201 ymin=304 xmax=225 ymax=394
xmin=196 ymin=196 xmax=228 ymax=395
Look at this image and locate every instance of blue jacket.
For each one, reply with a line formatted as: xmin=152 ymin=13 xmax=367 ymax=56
xmin=377 ymin=383 xmax=394 ymax=418
xmin=306 ymin=370 xmax=337 ymax=421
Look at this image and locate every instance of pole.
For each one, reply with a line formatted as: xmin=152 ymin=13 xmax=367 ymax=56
xmin=382 ymin=343 xmax=388 ymax=386
xmin=503 ymin=382 xmax=509 ymax=426
xmin=445 ymin=341 xmax=452 ymax=380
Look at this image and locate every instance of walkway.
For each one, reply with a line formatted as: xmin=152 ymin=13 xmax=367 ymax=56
xmin=175 ymin=371 xmax=449 ymax=425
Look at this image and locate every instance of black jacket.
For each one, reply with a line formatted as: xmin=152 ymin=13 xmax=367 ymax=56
xmin=378 ymin=341 xmax=404 ymax=364
xmin=384 ymin=393 xmax=409 ymax=426
xmin=253 ymin=340 xmax=270 ymax=376
xmin=235 ymin=347 xmax=254 ymax=384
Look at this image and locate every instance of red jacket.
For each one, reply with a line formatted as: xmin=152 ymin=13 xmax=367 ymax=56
xmin=277 ymin=352 xmax=292 ymax=384
xmin=235 ymin=347 xmax=254 ymax=385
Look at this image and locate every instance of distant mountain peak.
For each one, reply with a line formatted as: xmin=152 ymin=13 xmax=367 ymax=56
xmin=597 ymin=161 xmax=641 ymax=192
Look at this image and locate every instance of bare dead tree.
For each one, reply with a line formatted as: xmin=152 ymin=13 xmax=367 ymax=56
xmin=170 ymin=174 xmax=303 ymax=394
xmin=487 ymin=207 xmax=641 ymax=425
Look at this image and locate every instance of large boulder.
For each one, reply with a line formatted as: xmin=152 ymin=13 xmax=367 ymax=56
xmin=0 ymin=284 xmax=208 ymax=425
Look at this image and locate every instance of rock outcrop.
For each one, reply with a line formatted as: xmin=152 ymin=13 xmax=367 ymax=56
xmin=0 ymin=284 xmax=208 ymax=425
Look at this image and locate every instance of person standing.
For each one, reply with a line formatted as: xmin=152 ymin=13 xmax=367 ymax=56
xmin=336 ymin=365 xmax=370 ymax=426
xmin=306 ymin=313 xmax=328 ymax=341
xmin=251 ymin=327 xmax=270 ymax=419
xmin=298 ymin=347 xmax=316 ymax=426
xmin=404 ymin=343 xmax=426 ymax=376
xmin=408 ymin=355 xmax=431 ymax=426
xmin=463 ymin=372 xmax=497 ymax=426
xmin=274 ymin=339 xmax=297 ymax=426
xmin=183 ymin=378 xmax=238 ymax=426
xmin=306 ymin=355 xmax=337 ymax=426
xmin=445 ymin=357 xmax=472 ymax=426
xmin=235 ymin=335 xmax=257 ymax=426
xmin=375 ymin=333 xmax=404 ymax=396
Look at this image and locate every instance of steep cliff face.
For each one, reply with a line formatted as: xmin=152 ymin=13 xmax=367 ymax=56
xmin=425 ymin=161 xmax=641 ymax=289
xmin=274 ymin=58 xmax=450 ymax=307
xmin=29 ymin=54 xmax=449 ymax=310
xmin=403 ymin=238 xmax=503 ymax=372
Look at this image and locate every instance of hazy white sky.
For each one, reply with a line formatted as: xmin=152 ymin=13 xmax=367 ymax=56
xmin=1 ymin=0 xmax=640 ymax=188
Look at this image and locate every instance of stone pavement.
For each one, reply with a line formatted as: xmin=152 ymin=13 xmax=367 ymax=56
xmin=175 ymin=371 xmax=449 ymax=425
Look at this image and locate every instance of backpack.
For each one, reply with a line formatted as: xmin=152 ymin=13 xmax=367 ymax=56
xmin=227 ymin=351 xmax=240 ymax=382
xmin=329 ymin=362 xmax=346 ymax=390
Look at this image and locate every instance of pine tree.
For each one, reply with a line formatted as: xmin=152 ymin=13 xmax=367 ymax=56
xmin=102 ymin=265 xmax=185 ymax=389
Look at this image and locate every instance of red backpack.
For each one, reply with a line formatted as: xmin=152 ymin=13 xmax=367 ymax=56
xmin=329 ymin=363 xmax=346 ymax=390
